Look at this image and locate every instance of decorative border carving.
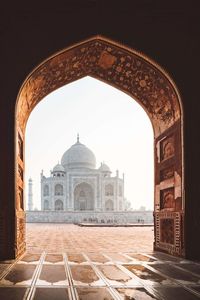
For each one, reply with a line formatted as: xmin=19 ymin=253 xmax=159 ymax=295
xmin=155 ymin=211 xmax=181 ymax=255
xmin=16 ymin=37 xmax=181 ymax=137
xmin=17 ymin=186 xmax=24 ymax=211
xmin=160 ymin=218 xmax=174 ymax=244
xmin=18 ymin=164 xmax=23 ymax=182
xmin=15 ymin=213 xmax=26 ymax=257
xmin=17 ymin=133 xmax=23 ymax=161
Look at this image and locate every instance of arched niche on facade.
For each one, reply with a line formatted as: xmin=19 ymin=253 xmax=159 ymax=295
xmin=55 ymin=199 xmax=63 ymax=211
xmin=55 ymin=184 xmax=63 ymax=196
xmin=105 ymin=184 xmax=114 ymax=196
xmin=15 ymin=35 xmax=184 ymax=259
xmin=43 ymin=185 xmax=49 ymax=196
xmin=74 ymin=182 xmax=94 ymax=211
xmin=105 ymin=199 xmax=114 ymax=211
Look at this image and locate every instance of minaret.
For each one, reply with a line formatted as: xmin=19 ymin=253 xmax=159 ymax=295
xmin=116 ymin=170 xmax=119 ymax=211
xmin=122 ymin=173 xmax=125 ymax=211
xmin=28 ymin=178 xmax=33 ymax=211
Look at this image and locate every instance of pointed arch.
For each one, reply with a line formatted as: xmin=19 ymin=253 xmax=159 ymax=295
xmin=55 ymin=199 xmax=63 ymax=211
xmin=15 ymin=35 xmax=184 ymax=258
xmin=105 ymin=199 xmax=114 ymax=211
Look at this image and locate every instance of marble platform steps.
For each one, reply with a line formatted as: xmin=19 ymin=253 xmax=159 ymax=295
xmin=0 ymin=251 xmax=200 ymax=299
xmin=77 ymin=223 xmax=154 ymax=227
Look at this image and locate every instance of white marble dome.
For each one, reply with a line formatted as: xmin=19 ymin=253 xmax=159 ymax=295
xmin=53 ymin=163 xmax=65 ymax=173
xmin=61 ymin=138 xmax=96 ymax=169
xmin=99 ymin=162 xmax=111 ymax=173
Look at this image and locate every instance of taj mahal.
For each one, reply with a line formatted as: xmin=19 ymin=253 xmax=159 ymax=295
xmin=29 ymin=135 xmax=125 ymax=212
xmin=27 ymin=136 xmax=153 ymax=224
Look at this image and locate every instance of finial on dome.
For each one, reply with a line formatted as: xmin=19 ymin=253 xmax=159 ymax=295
xmin=77 ymin=133 xmax=80 ymax=143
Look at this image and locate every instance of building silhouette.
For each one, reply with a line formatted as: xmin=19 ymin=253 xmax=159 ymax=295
xmin=39 ymin=136 xmax=125 ymax=212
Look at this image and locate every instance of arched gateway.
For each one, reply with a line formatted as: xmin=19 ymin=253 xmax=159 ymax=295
xmin=15 ymin=36 xmax=184 ymax=259
xmin=74 ymin=182 xmax=94 ymax=211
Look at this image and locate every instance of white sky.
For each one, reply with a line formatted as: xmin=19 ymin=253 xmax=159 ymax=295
xmin=25 ymin=76 xmax=154 ymax=210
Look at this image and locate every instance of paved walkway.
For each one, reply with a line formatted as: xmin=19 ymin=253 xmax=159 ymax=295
xmin=0 ymin=224 xmax=200 ymax=299
xmin=1 ymin=250 xmax=200 ymax=299
xmin=26 ymin=223 xmax=154 ymax=253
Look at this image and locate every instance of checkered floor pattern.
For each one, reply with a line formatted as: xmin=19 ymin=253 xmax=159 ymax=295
xmin=0 ymin=251 xmax=200 ymax=299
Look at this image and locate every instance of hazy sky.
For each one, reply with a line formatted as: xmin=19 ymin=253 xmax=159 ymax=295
xmin=25 ymin=76 xmax=154 ymax=210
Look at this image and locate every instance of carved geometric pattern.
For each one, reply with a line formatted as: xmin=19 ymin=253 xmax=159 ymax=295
xmin=180 ymin=212 xmax=185 ymax=256
xmin=17 ymin=133 xmax=23 ymax=161
xmin=18 ymin=164 xmax=23 ymax=181
xmin=17 ymin=187 xmax=24 ymax=211
xmin=160 ymin=187 xmax=175 ymax=211
xmin=155 ymin=212 xmax=181 ymax=256
xmin=160 ymin=135 xmax=175 ymax=161
xmin=17 ymin=37 xmax=181 ymax=137
xmin=160 ymin=218 xmax=174 ymax=244
xmin=16 ymin=214 xmax=26 ymax=257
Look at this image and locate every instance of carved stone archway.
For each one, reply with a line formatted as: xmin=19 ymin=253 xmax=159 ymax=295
xmin=74 ymin=182 xmax=94 ymax=211
xmin=15 ymin=36 xmax=184 ymax=258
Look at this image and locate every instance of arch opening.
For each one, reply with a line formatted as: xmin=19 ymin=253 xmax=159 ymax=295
xmin=74 ymin=182 xmax=94 ymax=211
xmin=55 ymin=199 xmax=64 ymax=211
xmin=15 ymin=36 xmax=184 ymax=258
xmin=55 ymin=184 xmax=64 ymax=196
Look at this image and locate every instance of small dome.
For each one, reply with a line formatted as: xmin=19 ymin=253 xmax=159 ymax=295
xmin=53 ymin=163 xmax=65 ymax=173
xmin=61 ymin=136 xmax=96 ymax=169
xmin=99 ymin=162 xmax=111 ymax=173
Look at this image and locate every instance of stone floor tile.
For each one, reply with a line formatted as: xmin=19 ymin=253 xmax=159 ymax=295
xmin=20 ymin=254 xmax=41 ymax=264
xmin=116 ymin=287 xmax=159 ymax=299
xmin=33 ymin=287 xmax=70 ymax=300
xmin=175 ymin=263 xmax=200 ymax=276
xmin=70 ymin=265 xmax=101 ymax=286
xmin=152 ymin=263 xmax=200 ymax=285
xmin=155 ymin=286 xmax=200 ymax=300
xmin=104 ymin=253 xmax=132 ymax=263
xmin=37 ymin=265 xmax=68 ymax=285
xmin=124 ymin=264 xmax=173 ymax=285
xmin=0 ymin=264 xmax=36 ymax=285
xmin=97 ymin=265 xmax=138 ymax=286
xmin=126 ymin=253 xmax=156 ymax=262
xmin=86 ymin=253 xmax=110 ymax=264
xmin=67 ymin=253 xmax=87 ymax=264
xmin=0 ymin=287 xmax=28 ymax=300
xmin=149 ymin=252 xmax=183 ymax=262
xmin=75 ymin=287 xmax=114 ymax=300
xmin=45 ymin=254 xmax=64 ymax=264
